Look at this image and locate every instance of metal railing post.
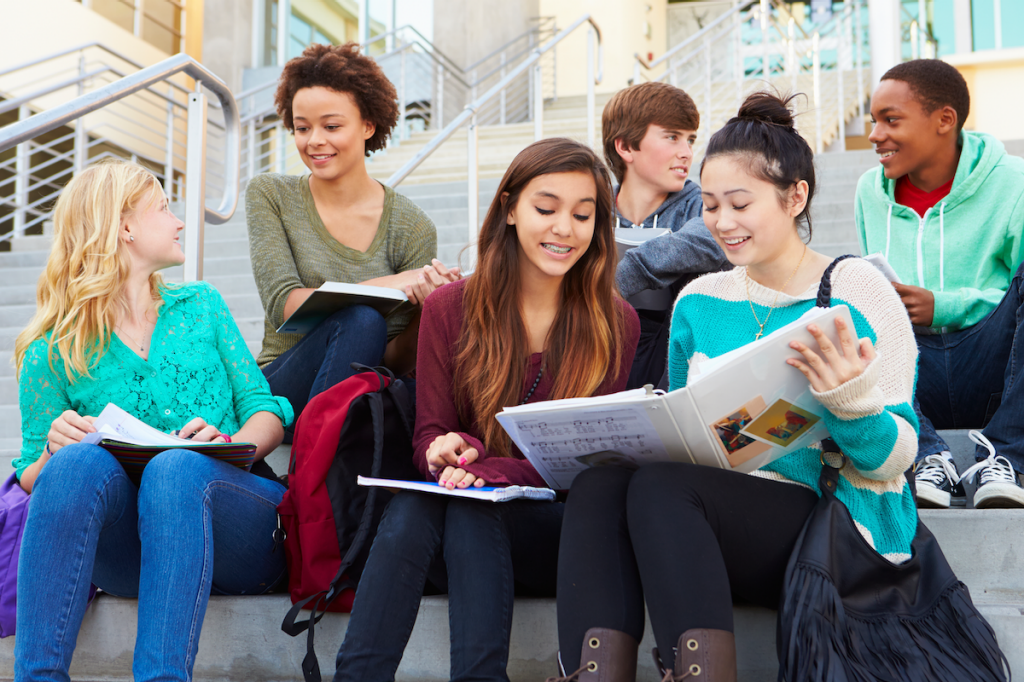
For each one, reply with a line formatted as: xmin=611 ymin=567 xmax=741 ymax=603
xmin=14 ymin=105 xmax=30 ymax=239
xmin=704 ymin=37 xmax=712 ymax=138
xmin=134 ymin=0 xmax=145 ymax=38
xmin=467 ymin=108 xmax=478 ymax=259
xmin=735 ymin=10 xmax=744 ymax=109
xmin=164 ymin=87 xmax=176 ymax=195
xmin=812 ymin=32 xmax=822 ymax=154
xmin=75 ymin=53 xmax=88 ymax=173
xmin=760 ymin=0 xmax=770 ymax=78
xmin=587 ymin=27 xmax=595 ymax=149
xmin=184 ymin=91 xmax=208 ymax=282
xmin=551 ymin=37 xmax=558 ymax=103
xmin=499 ymin=51 xmax=507 ymax=125
xmin=399 ymin=46 xmax=407 ymax=140
xmin=435 ymin=64 xmax=445 ymax=130
xmin=837 ymin=19 xmax=846 ymax=152
xmin=855 ymin=0 xmax=864 ymax=119
xmin=533 ymin=58 xmax=543 ymax=141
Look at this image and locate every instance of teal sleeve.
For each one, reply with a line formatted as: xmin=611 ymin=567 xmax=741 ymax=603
xmin=824 ymin=401 xmax=918 ymax=475
xmin=207 ymin=285 xmax=294 ymax=428
xmin=667 ymin=298 xmax=693 ymax=391
xmin=15 ymin=339 xmax=71 ymax=479
xmin=932 ymin=287 xmax=1006 ymax=330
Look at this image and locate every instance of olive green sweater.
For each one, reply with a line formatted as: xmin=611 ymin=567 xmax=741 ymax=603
xmin=245 ymin=173 xmax=437 ymax=368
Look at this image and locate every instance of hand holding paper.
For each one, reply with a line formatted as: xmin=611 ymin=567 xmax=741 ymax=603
xmin=787 ymin=316 xmax=876 ymax=393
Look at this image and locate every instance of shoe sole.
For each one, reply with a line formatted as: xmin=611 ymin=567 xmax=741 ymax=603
xmin=974 ymin=482 xmax=1024 ymax=509
xmin=915 ymin=486 xmax=951 ymax=509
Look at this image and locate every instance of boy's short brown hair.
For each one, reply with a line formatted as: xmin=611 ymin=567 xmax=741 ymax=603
xmin=274 ymin=42 xmax=399 ymax=156
xmin=881 ymin=59 xmax=970 ymax=132
xmin=602 ymin=82 xmax=700 ymax=182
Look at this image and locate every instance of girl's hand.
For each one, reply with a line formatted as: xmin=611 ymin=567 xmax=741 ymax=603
xmin=405 ymin=260 xmax=462 ymax=306
xmin=48 ymin=411 xmax=97 ymax=453
xmin=787 ymin=317 xmax=876 ymax=393
xmin=438 ymin=466 xmax=486 ymax=489
xmin=426 ymin=432 xmax=479 ymax=475
xmin=176 ymin=417 xmax=226 ymax=443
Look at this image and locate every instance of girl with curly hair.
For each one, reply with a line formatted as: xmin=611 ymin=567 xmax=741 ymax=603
xmin=247 ymin=43 xmax=459 ymax=429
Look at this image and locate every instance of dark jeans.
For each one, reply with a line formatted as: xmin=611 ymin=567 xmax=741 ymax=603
xmin=556 ymin=465 xmax=817 ymax=671
xmin=262 ymin=305 xmax=389 ymax=433
xmin=334 ymin=490 xmax=564 ymax=682
xmin=914 ymin=262 xmax=1024 ymax=470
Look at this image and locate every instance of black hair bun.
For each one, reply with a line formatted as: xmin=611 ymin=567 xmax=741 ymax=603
xmin=736 ymin=91 xmax=797 ymax=129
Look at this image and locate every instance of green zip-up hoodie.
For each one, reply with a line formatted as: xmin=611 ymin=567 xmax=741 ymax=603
xmin=855 ymin=131 xmax=1024 ymax=332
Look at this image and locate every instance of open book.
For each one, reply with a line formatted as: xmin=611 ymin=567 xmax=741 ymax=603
xmin=495 ymin=305 xmax=855 ymax=490
xmin=81 ymin=403 xmax=257 ymax=484
xmin=357 ymin=476 xmax=556 ymax=502
xmin=277 ymin=282 xmax=412 ymax=335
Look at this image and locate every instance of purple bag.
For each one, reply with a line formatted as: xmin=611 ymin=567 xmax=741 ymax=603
xmin=0 ymin=472 xmax=30 ymax=637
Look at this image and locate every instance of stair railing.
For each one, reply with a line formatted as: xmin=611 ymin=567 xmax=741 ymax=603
xmin=632 ymin=0 xmax=868 ymax=155
xmin=0 ymin=54 xmax=240 ymax=282
xmin=381 ymin=13 xmax=602 ymax=255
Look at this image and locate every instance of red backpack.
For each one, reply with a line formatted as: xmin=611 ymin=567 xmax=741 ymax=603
xmin=277 ymin=364 xmax=419 ymax=682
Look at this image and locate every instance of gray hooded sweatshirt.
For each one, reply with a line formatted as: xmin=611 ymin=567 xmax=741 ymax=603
xmin=614 ymin=180 xmax=731 ymax=299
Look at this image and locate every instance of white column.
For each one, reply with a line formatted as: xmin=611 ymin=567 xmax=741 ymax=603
xmin=953 ymin=0 xmax=973 ymax=54
xmin=867 ymin=0 xmax=900 ymax=89
xmin=277 ymin=0 xmax=289 ymax=65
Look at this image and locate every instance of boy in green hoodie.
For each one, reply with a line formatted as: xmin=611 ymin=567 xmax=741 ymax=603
xmin=855 ymin=59 xmax=1024 ymax=509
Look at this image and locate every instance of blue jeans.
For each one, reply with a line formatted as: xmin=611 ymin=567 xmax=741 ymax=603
xmin=263 ymin=305 xmax=389 ymax=428
xmin=915 ymin=262 xmax=1024 ymax=470
xmin=333 ymin=491 xmax=564 ymax=682
xmin=15 ymin=443 xmax=287 ymax=682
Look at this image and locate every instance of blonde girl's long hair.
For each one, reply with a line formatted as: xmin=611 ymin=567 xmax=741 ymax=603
xmin=14 ymin=160 xmax=166 ymax=382
xmin=454 ymin=138 xmax=625 ymax=458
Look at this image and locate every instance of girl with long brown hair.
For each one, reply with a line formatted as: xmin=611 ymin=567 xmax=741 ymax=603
xmin=331 ymin=137 xmax=639 ymax=682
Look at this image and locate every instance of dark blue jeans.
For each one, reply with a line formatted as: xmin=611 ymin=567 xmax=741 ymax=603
xmin=333 ymin=491 xmax=564 ymax=682
xmin=262 ymin=305 xmax=389 ymax=431
xmin=915 ymin=262 xmax=1024 ymax=470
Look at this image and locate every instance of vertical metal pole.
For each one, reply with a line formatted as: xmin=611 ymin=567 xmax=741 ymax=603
xmin=277 ymin=0 xmax=288 ymax=66
xmin=855 ymin=0 xmax=864 ymax=119
xmin=812 ymin=32 xmax=822 ymax=154
xmin=399 ymin=47 xmax=407 ymax=140
xmin=704 ymin=37 xmax=712 ymax=137
xmin=735 ymin=8 xmax=743 ymax=108
xmin=390 ymin=0 xmax=397 ymax=51
xmin=435 ymin=65 xmax=445 ymax=130
xmin=277 ymin=122 xmax=286 ymax=174
xmin=358 ymin=0 xmax=370 ymax=49
xmin=134 ymin=0 xmax=145 ymax=38
xmin=164 ymin=88 xmax=176 ymax=194
xmin=467 ymin=110 xmax=479 ymax=256
xmin=184 ymin=92 xmax=208 ymax=282
xmin=500 ymin=51 xmax=507 ymax=125
xmin=760 ymin=0 xmax=770 ymax=79
xmin=552 ymin=39 xmax=558 ymax=103
xmin=587 ymin=27 xmax=595 ymax=149
xmin=837 ymin=20 xmax=846 ymax=152
xmin=75 ymin=53 xmax=88 ymax=173
xmin=994 ymin=0 xmax=1003 ymax=50
xmin=13 ymin=105 xmax=29 ymax=239
xmin=533 ymin=60 xmax=543 ymax=141
xmin=911 ymin=21 xmax=919 ymax=59
xmin=528 ymin=33 xmax=535 ymax=121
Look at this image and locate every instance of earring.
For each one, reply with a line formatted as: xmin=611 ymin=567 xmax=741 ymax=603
xmin=129 ymin=235 xmax=134 ymax=242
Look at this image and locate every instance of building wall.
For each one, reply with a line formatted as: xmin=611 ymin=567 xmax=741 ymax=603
xmin=431 ymin=0 xmax=540 ymax=70
xmin=202 ymin=0 xmax=253 ymax=93
xmin=946 ymin=47 xmax=1024 ymax=140
xmin=539 ymin=0 xmax=668 ymax=96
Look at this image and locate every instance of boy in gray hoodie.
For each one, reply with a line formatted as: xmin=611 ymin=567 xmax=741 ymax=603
xmin=606 ymin=82 xmax=730 ymax=388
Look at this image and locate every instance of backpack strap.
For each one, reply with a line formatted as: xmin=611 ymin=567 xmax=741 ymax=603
xmin=815 ymin=254 xmax=858 ymax=308
xmin=280 ymin=370 xmax=391 ymax=682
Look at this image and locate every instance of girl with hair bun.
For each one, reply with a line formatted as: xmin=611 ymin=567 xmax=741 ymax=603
xmin=551 ymin=92 xmax=919 ymax=682
xmin=332 ymin=137 xmax=639 ymax=682
xmin=13 ymin=159 xmax=293 ymax=680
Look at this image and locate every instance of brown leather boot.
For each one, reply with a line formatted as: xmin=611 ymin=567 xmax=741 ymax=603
xmin=545 ymin=628 xmax=639 ymax=682
xmin=669 ymin=629 xmax=737 ymax=682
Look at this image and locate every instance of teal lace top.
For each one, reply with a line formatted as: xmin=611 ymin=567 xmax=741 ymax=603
xmin=16 ymin=281 xmax=293 ymax=479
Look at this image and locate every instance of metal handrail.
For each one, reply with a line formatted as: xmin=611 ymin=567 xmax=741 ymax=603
xmin=634 ymin=0 xmax=757 ymax=73
xmin=463 ymin=16 xmax=556 ymax=71
xmin=0 ymin=53 xmax=240 ymax=280
xmin=385 ymin=14 xmax=602 ymax=188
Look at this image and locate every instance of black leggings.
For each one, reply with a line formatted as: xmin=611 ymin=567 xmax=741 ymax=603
xmin=556 ymin=463 xmax=818 ymax=670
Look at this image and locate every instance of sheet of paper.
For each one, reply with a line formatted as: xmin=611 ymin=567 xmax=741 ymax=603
xmin=497 ymin=405 xmax=668 ymax=489
xmin=82 ymin=403 xmax=194 ymax=447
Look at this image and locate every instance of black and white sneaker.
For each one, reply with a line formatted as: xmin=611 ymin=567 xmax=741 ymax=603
xmin=914 ymin=453 xmax=964 ymax=509
xmin=960 ymin=431 xmax=1024 ymax=509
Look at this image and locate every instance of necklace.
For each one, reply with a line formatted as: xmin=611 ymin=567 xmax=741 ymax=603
xmin=521 ymin=363 xmax=545 ymax=405
xmin=116 ymin=318 xmax=153 ymax=353
xmin=745 ymin=245 xmax=807 ymax=341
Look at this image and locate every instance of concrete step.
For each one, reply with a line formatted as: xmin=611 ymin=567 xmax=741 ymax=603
xmin=0 ymin=513 xmax=1017 ymax=682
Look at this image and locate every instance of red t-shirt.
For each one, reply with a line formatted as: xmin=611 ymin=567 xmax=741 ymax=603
xmin=895 ymin=175 xmax=954 ymax=217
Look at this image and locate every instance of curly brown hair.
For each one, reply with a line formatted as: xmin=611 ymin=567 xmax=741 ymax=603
xmin=274 ymin=43 xmax=399 ymax=155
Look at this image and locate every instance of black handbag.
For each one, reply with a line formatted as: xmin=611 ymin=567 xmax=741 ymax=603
xmin=776 ymin=256 xmax=1009 ymax=682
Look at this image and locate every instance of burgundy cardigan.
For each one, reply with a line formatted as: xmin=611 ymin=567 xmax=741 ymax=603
xmin=413 ymin=278 xmax=641 ymax=487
